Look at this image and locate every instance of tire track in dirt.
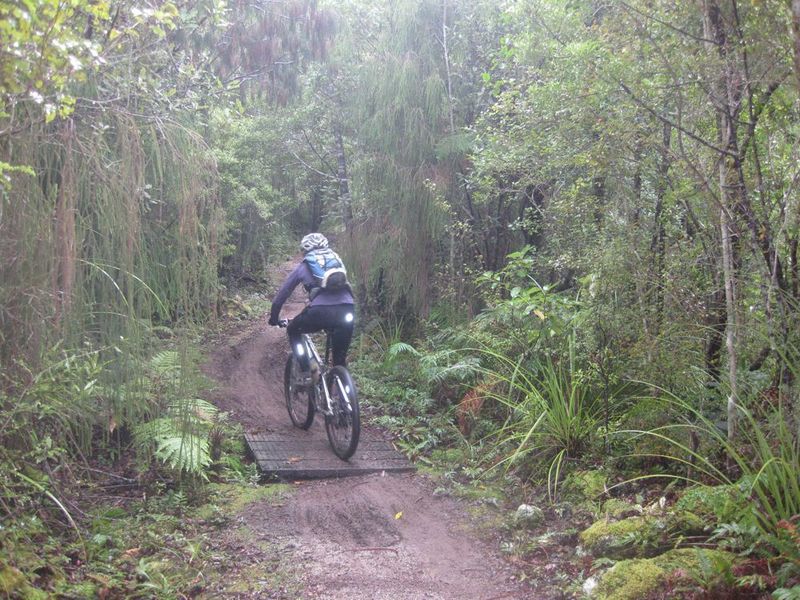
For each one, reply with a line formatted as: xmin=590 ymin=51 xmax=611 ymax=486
xmin=207 ymin=261 xmax=306 ymax=434
xmin=238 ymin=472 xmax=530 ymax=600
xmin=206 ymin=260 xmax=534 ymax=599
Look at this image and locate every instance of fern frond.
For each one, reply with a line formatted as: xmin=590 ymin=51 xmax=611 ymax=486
xmin=167 ymin=398 xmax=219 ymax=421
xmin=149 ymin=351 xmax=182 ymax=375
xmin=386 ymin=342 xmax=420 ymax=360
xmin=133 ymin=417 xmax=213 ymax=477
xmin=423 ymin=359 xmax=481 ymax=385
xmin=154 ymin=433 xmax=212 ymax=476
xmin=133 ymin=418 xmax=176 ymax=451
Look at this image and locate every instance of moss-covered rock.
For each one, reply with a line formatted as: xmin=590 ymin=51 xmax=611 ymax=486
xmin=563 ymin=469 xmax=607 ymax=501
xmin=513 ymin=504 xmax=545 ymax=528
xmin=674 ymin=484 xmax=746 ymax=525
xmin=582 ymin=509 xmax=709 ymax=560
xmin=668 ymin=511 xmax=706 ymax=537
xmin=601 ymin=498 xmax=641 ymax=520
xmin=595 ymin=558 xmax=666 ymax=600
xmin=0 ymin=566 xmax=27 ymax=595
xmin=0 ymin=565 xmax=49 ymax=600
xmin=580 ymin=516 xmax=656 ymax=559
xmin=594 ymin=548 xmax=738 ymax=600
xmin=652 ymin=547 xmax=736 ymax=575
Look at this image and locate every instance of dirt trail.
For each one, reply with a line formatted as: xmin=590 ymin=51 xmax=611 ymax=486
xmin=206 ymin=261 xmax=534 ymax=599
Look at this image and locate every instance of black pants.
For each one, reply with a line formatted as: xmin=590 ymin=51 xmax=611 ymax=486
xmin=287 ymin=304 xmax=355 ymax=370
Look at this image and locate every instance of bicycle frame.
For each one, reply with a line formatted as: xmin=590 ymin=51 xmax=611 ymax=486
xmin=300 ymin=331 xmax=334 ymax=414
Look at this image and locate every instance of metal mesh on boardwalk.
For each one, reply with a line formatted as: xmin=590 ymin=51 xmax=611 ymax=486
xmin=245 ymin=431 xmax=415 ymax=480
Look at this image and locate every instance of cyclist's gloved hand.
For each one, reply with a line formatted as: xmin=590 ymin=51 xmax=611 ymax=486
xmin=268 ymin=315 xmax=279 ymax=327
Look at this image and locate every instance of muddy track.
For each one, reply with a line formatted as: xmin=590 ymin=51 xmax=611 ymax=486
xmin=206 ymin=261 xmax=534 ymax=599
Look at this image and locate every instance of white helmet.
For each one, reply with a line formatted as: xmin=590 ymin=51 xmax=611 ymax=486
xmin=300 ymin=232 xmax=328 ymax=253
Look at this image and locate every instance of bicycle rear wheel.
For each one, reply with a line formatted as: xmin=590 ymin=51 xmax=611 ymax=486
xmin=284 ymin=355 xmax=314 ymax=429
xmin=324 ymin=366 xmax=360 ymax=460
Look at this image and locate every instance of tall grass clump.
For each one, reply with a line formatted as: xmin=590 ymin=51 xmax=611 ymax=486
xmin=474 ymin=348 xmax=617 ymax=499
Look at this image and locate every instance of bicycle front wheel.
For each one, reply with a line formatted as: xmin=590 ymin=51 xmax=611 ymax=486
xmin=324 ymin=366 xmax=360 ymax=460
xmin=284 ymin=355 xmax=314 ymax=429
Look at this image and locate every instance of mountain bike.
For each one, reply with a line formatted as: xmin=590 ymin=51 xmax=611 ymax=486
xmin=278 ymin=319 xmax=360 ymax=460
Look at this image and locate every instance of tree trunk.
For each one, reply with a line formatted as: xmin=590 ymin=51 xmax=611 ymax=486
xmin=310 ymin=186 xmax=323 ymax=231
xmin=792 ymin=0 xmax=800 ymax=92
xmin=333 ymin=123 xmax=353 ymax=232
xmin=441 ymin=0 xmax=456 ymax=135
xmin=53 ymin=120 xmax=77 ymax=328
xmin=704 ymin=0 xmax=742 ymax=443
xmin=791 ymin=236 xmax=799 ymax=299
xmin=705 ymin=287 xmax=727 ymax=384
xmin=720 ymin=196 xmax=739 ymax=444
xmin=650 ymin=122 xmax=671 ymax=336
xmin=442 ymin=0 xmax=458 ymax=290
xmin=591 ymin=176 xmax=606 ymax=228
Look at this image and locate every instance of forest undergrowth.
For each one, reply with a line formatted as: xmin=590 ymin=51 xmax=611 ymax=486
xmin=0 ymin=310 xmax=290 ymax=597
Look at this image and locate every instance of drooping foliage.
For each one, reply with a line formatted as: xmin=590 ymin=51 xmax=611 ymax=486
xmin=0 ymin=0 xmax=335 ymax=481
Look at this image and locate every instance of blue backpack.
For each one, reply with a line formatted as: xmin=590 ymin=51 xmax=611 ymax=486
xmin=303 ymin=248 xmax=350 ymax=298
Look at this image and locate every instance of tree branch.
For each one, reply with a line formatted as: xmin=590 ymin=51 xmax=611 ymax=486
xmin=618 ymin=81 xmax=737 ymax=157
xmin=618 ymin=1 xmax=719 ymax=45
xmin=299 ymin=126 xmax=337 ymax=177
xmin=289 ymin=149 xmax=338 ymax=181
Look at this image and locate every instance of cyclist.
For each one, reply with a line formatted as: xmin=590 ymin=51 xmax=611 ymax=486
xmin=267 ymin=233 xmax=355 ymax=380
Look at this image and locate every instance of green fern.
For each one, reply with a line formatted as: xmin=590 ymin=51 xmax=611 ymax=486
xmin=385 ymin=341 xmax=420 ymax=362
xmin=133 ymin=405 xmax=215 ymax=478
xmin=149 ymin=351 xmax=182 ymax=375
xmin=774 ymin=585 xmax=800 ymax=600
xmin=419 ymin=354 xmax=481 ymax=386
xmin=166 ymin=398 xmax=218 ymax=422
xmin=154 ymin=433 xmax=212 ymax=474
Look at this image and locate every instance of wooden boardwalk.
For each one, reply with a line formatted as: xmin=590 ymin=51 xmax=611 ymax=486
xmin=245 ymin=431 xmax=415 ymax=480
